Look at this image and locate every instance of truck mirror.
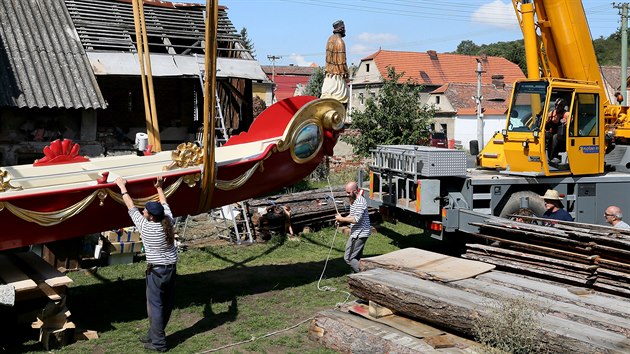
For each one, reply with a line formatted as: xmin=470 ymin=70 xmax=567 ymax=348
xmin=469 ymin=140 xmax=479 ymax=155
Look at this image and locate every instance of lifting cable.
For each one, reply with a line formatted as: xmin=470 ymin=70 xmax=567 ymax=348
xmin=195 ymin=177 xmax=352 ymax=353
xmin=131 ymin=0 xmax=161 ymax=151
xmin=198 ymin=0 xmax=218 ymax=213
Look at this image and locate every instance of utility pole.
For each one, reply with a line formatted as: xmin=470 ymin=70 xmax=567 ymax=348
xmin=267 ymin=55 xmax=281 ymax=103
xmin=473 ymin=59 xmax=485 ymax=146
xmin=615 ymin=3 xmax=629 ymax=105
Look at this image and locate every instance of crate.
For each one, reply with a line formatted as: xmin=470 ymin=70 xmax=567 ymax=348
xmin=371 ymin=145 xmax=466 ymax=177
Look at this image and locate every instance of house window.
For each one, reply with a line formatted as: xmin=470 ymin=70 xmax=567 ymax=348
xmin=366 ymin=64 xmax=370 ymax=72
xmin=369 ymin=91 xmax=376 ymax=99
xmin=359 ymin=93 xmax=364 ymax=105
xmin=435 ymin=96 xmax=440 ymax=104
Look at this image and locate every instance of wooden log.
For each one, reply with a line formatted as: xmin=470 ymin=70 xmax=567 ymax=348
xmin=598 ymin=258 xmax=630 ymax=273
xmin=512 ymin=215 xmax=630 ymax=237
xmin=466 ymin=244 xmax=598 ymax=273
xmin=477 ymin=271 xmax=630 ymax=318
xmin=468 ymin=222 xmax=590 ymax=250
xmin=590 ymin=244 xmax=630 ymax=262
xmin=462 ymin=253 xmax=594 ymax=285
xmin=348 ymin=268 xmax=630 ymax=353
xmin=309 ymin=309 xmax=458 ymax=353
xmin=467 ymin=233 xmax=597 ymax=264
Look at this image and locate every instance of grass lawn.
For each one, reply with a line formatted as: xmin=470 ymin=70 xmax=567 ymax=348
xmin=17 ymin=221 xmax=453 ymax=354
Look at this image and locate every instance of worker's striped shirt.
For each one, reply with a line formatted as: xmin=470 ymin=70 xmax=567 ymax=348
xmin=349 ymin=194 xmax=370 ymax=239
xmin=129 ymin=203 xmax=177 ymax=266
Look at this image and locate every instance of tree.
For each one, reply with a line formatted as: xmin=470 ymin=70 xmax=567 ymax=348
xmin=240 ymin=27 xmax=256 ymax=58
xmin=455 ymin=40 xmax=480 ymax=56
xmin=252 ymin=95 xmax=266 ymax=118
xmin=344 ymin=67 xmax=436 ymax=156
xmin=303 ymin=66 xmax=325 ymax=97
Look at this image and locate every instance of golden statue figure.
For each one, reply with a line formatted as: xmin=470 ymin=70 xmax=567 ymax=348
xmin=321 ymin=20 xmax=349 ymax=104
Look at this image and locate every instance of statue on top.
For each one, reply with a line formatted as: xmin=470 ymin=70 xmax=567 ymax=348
xmin=321 ymin=20 xmax=349 ymax=104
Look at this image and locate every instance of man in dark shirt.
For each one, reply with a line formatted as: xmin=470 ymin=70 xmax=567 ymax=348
xmin=541 ymin=189 xmax=573 ymax=222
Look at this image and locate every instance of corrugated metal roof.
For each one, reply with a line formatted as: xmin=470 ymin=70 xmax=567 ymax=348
xmin=0 ymin=0 xmax=107 ymax=109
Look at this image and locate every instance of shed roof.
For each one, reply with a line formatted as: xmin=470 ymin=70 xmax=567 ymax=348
xmin=0 ymin=0 xmax=107 ymax=109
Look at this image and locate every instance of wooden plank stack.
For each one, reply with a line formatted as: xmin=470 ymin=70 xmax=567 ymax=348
xmin=0 ymin=252 xmax=94 ymax=350
xmin=338 ymin=248 xmax=630 ymax=353
xmin=462 ymin=215 xmax=630 ymax=296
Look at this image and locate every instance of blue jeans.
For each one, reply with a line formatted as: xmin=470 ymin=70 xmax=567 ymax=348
xmin=146 ymin=264 xmax=176 ymax=350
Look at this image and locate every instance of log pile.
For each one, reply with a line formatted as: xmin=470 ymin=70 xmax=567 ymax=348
xmin=344 ymin=248 xmax=630 ymax=353
xmin=462 ymin=215 xmax=630 ymax=296
xmin=245 ymin=187 xmax=378 ymax=237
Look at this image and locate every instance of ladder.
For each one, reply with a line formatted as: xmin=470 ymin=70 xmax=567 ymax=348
xmin=194 ymin=54 xmax=229 ymax=146
xmin=209 ymin=202 xmax=253 ymax=244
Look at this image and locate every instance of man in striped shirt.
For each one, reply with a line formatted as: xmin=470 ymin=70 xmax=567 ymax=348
xmin=116 ymin=176 xmax=177 ymax=352
xmin=335 ymin=181 xmax=371 ymax=273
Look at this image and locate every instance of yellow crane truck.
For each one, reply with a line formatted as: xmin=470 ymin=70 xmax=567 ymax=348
xmin=366 ymin=0 xmax=630 ymax=238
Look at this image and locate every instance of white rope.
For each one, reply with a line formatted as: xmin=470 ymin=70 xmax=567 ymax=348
xmin=196 ymin=317 xmax=314 ymax=353
xmin=196 ymin=176 xmax=352 ymax=353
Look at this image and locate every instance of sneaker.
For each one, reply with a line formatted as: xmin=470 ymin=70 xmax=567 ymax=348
xmin=144 ymin=342 xmax=168 ymax=352
xmin=550 ymin=158 xmax=560 ymax=164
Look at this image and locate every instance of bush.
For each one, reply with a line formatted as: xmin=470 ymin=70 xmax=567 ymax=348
xmin=472 ymin=295 xmax=548 ymax=354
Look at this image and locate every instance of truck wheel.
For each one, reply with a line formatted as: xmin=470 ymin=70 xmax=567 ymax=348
xmin=498 ymin=191 xmax=546 ymax=218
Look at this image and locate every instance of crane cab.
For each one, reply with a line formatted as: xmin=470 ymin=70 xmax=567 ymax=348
xmin=479 ymin=78 xmax=604 ymax=176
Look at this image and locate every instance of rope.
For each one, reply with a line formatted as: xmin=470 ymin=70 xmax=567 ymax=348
xmin=195 ymin=176 xmax=352 ymax=353
xmin=317 ymin=175 xmax=352 ymax=304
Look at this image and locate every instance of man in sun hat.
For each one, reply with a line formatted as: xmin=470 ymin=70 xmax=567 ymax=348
xmin=541 ymin=189 xmax=573 ymax=222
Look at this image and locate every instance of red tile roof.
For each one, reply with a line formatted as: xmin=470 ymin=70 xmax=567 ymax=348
xmin=443 ymin=83 xmax=512 ymax=115
xmin=272 ymin=76 xmax=310 ymax=101
xmin=362 ymin=50 xmax=524 ymax=86
xmin=261 ymin=65 xmax=316 ymax=101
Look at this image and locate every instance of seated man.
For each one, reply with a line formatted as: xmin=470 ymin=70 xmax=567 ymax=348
xmin=546 ymin=98 xmax=569 ymax=163
xmin=541 ymin=189 xmax=573 ymax=223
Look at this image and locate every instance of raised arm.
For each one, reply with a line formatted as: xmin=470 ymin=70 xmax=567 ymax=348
xmin=115 ymin=177 xmax=135 ymax=210
xmin=155 ymin=176 xmax=166 ymax=204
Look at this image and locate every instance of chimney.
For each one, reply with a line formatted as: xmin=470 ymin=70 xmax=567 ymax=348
xmin=491 ymin=74 xmax=505 ymax=89
xmin=480 ymin=53 xmax=488 ymax=61
xmin=427 ymin=50 xmax=438 ymax=60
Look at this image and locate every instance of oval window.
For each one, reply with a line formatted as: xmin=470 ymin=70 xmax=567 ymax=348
xmin=293 ymin=123 xmax=322 ymax=160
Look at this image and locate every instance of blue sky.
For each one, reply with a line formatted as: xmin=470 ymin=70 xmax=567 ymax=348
xmin=186 ymin=0 xmax=620 ymax=67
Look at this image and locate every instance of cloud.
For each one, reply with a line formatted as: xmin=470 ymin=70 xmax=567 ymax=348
xmin=471 ymin=0 xmax=518 ymax=30
xmin=349 ymin=44 xmax=374 ymax=56
xmin=289 ymin=53 xmax=315 ymax=66
xmin=356 ymin=32 xmax=399 ymax=43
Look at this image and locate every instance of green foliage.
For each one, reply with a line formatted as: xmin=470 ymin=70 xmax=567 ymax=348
xmin=240 ymin=27 xmax=256 ymax=58
xmin=593 ymin=32 xmax=629 ymax=66
xmin=473 ymin=295 xmax=548 ymax=354
xmin=344 ymin=67 xmax=436 ymax=156
xmin=253 ymin=95 xmax=267 ymax=118
xmin=455 ymin=29 xmax=629 ymax=74
xmin=453 ymin=39 xmax=527 ymax=72
xmin=456 ymin=40 xmax=480 ymax=55
xmin=304 ymin=66 xmax=325 ymax=97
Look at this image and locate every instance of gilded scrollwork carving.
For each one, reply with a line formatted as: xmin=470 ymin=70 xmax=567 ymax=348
xmin=166 ymin=143 xmax=204 ymax=170
xmin=0 ymin=169 xmax=22 ymax=192
xmin=183 ymin=173 xmax=201 ymax=187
